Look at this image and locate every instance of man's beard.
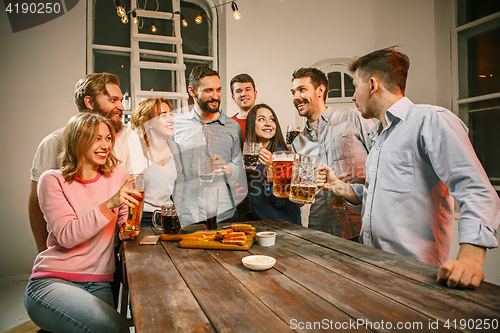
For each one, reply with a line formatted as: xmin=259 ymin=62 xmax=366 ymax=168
xmin=93 ymin=103 xmax=123 ymax=133
xmin=196 ymin=94 xmax=220 ymax=114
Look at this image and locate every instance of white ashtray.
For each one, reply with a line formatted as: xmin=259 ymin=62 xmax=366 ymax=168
xmin=256 ymin=231 xmax=277 ymax=247
xmin=242 ymin=255 xmax=276 ymax=271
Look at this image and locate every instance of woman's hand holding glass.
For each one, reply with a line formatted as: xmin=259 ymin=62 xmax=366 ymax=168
xmin=105 ymin=177 xmax=143 ymax=240
xmin=105 ymin=177 xmax=141 ymax=211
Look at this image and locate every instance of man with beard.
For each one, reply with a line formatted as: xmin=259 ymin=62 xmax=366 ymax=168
xmin=291 ymin=68 xmax=373 ymax=240
xmin=29 ymin=73 xmax=146 ymax=252
xmin=230 ymin=73 xmax=258 ymax=142
xmin=174 ymin=65 xmax=247 ymax=225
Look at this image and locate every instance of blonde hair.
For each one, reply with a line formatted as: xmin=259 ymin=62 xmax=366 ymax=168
xmin=60 ymin=113 xmax=119 ymax=183
xmin=131 ymin=98 xmax=173 ymax=148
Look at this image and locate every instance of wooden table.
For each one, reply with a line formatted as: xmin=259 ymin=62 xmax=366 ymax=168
xmin=121 ymin=220 xmax=500 ymax=332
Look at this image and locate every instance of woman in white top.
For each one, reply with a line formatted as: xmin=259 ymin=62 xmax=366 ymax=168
xmin=131 ymin=98 xmax=184 ymax=227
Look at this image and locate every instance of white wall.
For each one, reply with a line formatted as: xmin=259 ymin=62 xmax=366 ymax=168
xmin=0 ymin=2 xmax=86 ymax=275
xmin=1 ymin=0 xmax=497 ymax=286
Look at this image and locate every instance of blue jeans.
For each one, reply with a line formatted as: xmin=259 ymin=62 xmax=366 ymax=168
xmin=24 ymin=277 xmax=129 ymax=333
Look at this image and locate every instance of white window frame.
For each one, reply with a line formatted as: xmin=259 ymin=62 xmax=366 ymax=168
xmin=451 ymin=2 xmax=500 ymax=191
xmin=86 ymin=0 xmax=218 ymax=116
xmin=311 ymin=58 xmax=356 ymax=110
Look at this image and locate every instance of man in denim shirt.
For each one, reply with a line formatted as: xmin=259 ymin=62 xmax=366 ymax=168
xmin=318 ymin=47 xmax=499 ymax=289
xmin=291 ymin=68 xmax=373 ymax=240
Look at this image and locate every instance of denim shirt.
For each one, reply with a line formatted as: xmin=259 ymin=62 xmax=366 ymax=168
xmin=174 ymin=108 xmax=247 ymax=225
xmin=292 ymin=107 xmax=373 ymax=238
xmin=351 ymin=97 xmax=499 ymax=266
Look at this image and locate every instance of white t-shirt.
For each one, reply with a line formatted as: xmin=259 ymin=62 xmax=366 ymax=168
xmin=142 ymin=157 xmax=177 ymax=213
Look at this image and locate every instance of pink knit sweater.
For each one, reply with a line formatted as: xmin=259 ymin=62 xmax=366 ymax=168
xmin=31 ymin=166 xmax=129 ymax=282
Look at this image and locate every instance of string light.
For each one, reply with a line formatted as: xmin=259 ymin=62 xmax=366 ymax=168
xmin=151 ymin=22 xmax=157 ymax=32
xmin=121 ymin=15 xmax=129 ymax=24
xmin=195 ymin=12 xmax=203 ymax=24
xmin=181 ymin=14 xmax=188 ymax=27
xmin=115 ymin=0 xmax=126 ymax=17
xmin=231 ymin=1 xmax=241 ymax=20
xmin=132 ymin=10 xmax=138 ymax=24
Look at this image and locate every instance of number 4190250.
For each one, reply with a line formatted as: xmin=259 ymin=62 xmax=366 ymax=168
xmin=5 ymin=2 xmax=61 ymax=14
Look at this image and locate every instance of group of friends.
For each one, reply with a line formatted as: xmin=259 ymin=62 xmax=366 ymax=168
xmin=24 ymin=47 xmax=499 ymax=333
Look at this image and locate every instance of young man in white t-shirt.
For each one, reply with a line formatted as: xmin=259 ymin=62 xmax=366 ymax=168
xmin=29 ymin=73 xmax=146 ymax=253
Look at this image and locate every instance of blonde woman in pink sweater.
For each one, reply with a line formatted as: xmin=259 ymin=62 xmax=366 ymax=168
xmin=24 ymin=113 xmax=137 ymax=333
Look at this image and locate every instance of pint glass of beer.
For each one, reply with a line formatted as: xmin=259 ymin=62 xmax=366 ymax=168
xmin=125 ymin=179 xmax=147 ymax=236
xmin=289 ymin=154 xmax=320 ymax=204
xmin=205 ymin=187 xmax=219 ymax=230
xmin=286 ymin=126 xmax=300 ymax=146
xmin=272 ymin=150 xmax=295 ymax=198
xmin=332 ymin=161 xmax=346 ymax=210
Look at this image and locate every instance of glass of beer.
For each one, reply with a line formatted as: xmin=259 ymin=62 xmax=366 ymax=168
xmin=124 ymin=179 xmax=147 ymax=236
xmin=332 ymin=161 xmax=346 ymax=209
xmin=243 ymin=142 xmax=260 ymax=170
xmin=198 ymin=155 xmax=215 ymax=183
xmin=205 ymin=187 xmax=219 ymax=230
xmin=289 ymin=154 xmax=320 ymax=204
xmin=286 ymin=125 xmax=300 ymax=146
xmin=152 ymin=203 xmax=180 ymax=234
xmin=271 ymin=151 xmax=295 ymax=198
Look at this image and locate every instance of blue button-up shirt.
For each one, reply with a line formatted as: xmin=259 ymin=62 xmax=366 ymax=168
xmin=351 ymin=97 xmax=499 ymax=266
xmin=174 ymin=108 xmax=247 ymax=225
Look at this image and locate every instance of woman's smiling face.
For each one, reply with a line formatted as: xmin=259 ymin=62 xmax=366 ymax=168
xmin=255 ymin=107 xmax=276 ymax=145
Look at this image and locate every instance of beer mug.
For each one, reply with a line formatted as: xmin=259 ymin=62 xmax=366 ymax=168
xmin=152 ymin=203 xmax=181 ymax=234
xmin=289 ymin=154 xmax=320 ymax=204
xmin=271 ymin=150 xmax=295 ymax=198
xmin=243 ymin=142 xmax=260 ymax=170
xmin=124 ymin=179 xmax=147 ymax=235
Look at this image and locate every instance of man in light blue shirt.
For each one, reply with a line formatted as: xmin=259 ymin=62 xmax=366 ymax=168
xmin=174 ymin=66 xmax=247 ymax=225
xmin=318 ymin=47 xmax=499 ymax=289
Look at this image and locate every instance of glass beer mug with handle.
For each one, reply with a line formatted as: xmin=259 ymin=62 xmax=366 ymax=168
xmin=289 ymin=154 xmax=320 ymax=204
xmin=271 ymin=150 xmax=295 ymax=198
xmin=152 ymin=203 xmax=181 ymax=234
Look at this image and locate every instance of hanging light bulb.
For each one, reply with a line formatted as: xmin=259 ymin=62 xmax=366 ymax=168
xmin=195 ymin=12 xmax=203 ymax=24
xmin=121 ymin=14 xmax=129 ymax=24
xmin=181 ymin=15 xmax=188 ymax=27
xmin=151 ymin=22 xmax=157 ymax=32
xmin=231 ymin=1 xmax=241 ymax=20
xmin=132 ymin=10 xmax=138 ymax=24
xmin=115 ymin=0 xmax=126 ymax=17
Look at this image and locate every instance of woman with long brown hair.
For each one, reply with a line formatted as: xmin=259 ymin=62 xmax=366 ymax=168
xmin=24 ymin=113 xmax=135 ymax=333
xmin=245 ymin=103 xmax=301 ymax=224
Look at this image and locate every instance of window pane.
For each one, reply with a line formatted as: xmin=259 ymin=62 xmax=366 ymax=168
xmin=344 ymin=73 xmax=354 ymax=97
xmin=139 ymin=17 xmax=174 ymax=38
xmin=93 ymin=0 xmax=130 ymax=47
xmin=468 ymin=100 xmax=500 ymax=185
xmin=327 ymin=72 xmax=341 ymax=98
xmin=93 ymin=50 xmax=131 ymax=105
xmin=140 ymin=69 xmax=176 ymax=92
xmin=139 ymin=41 xmax=175 ymax=53
xmin=467 ymin=26 xmax=500 ymax=97
xmin=457 ymin=0 xmax=500 ymax=26
xmin=180 ymin=2 xmax=210 ymax=56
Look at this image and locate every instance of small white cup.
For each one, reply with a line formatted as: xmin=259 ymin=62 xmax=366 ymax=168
xmin=256 ymin=232 xmax=277 ymax=247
